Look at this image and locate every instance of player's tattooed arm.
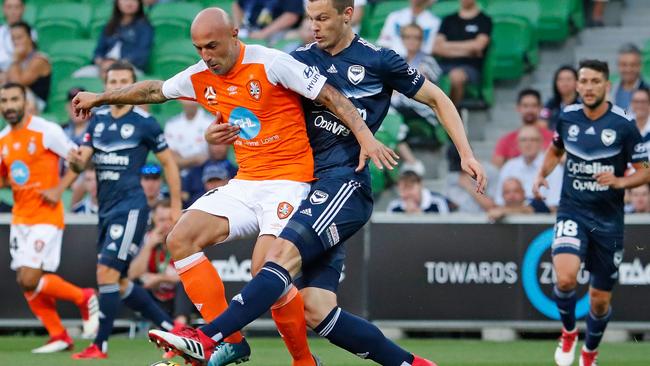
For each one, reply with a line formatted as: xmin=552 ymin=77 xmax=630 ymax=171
xmin=315 ymin=84 xmax=399 ymax=171
xmin=72 ymin=80 xmax=168 ymax=119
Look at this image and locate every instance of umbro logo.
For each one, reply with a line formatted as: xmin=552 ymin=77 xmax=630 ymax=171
xmin=327 ymin=64 xmax=338 ymax=73
xmin=585 ymin=126 xmax=595 ymax=135
xmin=300 ymin=208 xmax=312 ymax=216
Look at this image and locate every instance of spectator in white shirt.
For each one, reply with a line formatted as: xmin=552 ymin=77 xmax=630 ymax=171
xmin=495 ymin=125 xmax=563 ymax=210
xmin=0 ymin=0 xmax=25 ymax=75
xmin=626 ymin=184 xmax=650 ymax=214
xmin=631 ymin=88 xmax=650 ymax=149
xmin=163 ymin=100 xmax=212 ymax=172
xmin=378 ymin=0 xmax=440 ymax=57
xmin=488 ymin=177 xmax=550 ymax=222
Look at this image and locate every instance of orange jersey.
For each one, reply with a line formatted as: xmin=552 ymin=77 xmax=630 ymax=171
xmin=162 ymin=43 xmax=327 ymax=182
xmin=0 ymin=116 xmax=76 ymax=228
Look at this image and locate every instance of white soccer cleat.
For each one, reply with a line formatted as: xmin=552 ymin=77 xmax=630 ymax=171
xmin=80 ymin=288 xmax=100 ymax=339
xmin=149 ymin=328 xmax=217 ymax=366
xmin=554 ymin=328 xmax=578 ymax=366
xmin=31 ymin=332 xmax=73 ymax=353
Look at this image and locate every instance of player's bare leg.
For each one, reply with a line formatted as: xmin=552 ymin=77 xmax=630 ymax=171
xmin=552 ymin=254 xmax=581 ymax=366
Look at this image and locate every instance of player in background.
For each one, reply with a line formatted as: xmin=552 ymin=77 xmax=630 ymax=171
xmin=533 ymin=60 xmax=650 ymax=366
xmin=0 ymin=82 xmax=99 ymax=353
xmin=147 ymin=1 xmax=486 ymax=365
xmin=68 ymin=61 xmax=183 ymax=360
xmin=71 ymin=8 xmax=396 ymax=366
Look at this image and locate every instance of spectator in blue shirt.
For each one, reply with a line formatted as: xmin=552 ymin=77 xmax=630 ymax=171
xmin=232 ymin=0 xmax=303 ymax=43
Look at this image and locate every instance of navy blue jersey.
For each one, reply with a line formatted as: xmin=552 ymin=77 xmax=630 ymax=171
xmin=291 ymin=36 xmax=425 ymax=185
xmin=554 ymin=103 xmax=648 ymax=232
xmin=83 ymin=107 xmax=168 ymax=217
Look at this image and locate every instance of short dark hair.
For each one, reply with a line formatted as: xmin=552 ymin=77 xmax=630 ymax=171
xmin=10 ymin=21 xmax=36 ymax=48
xmin=399 ymin=170 xmax=422 ymax=185
xmin=618 ymin=43 xmax=641 ymax=56
xmin=0 ymin=82 xmax=26 ymax=98
xmin=105 ymin=60 xmax=137 ymax=82
xmin=633 ymin=87 xmax=650 ymax=100
xmin=308 ymin=0 xmax=354 ymax=14
xmin=517 ymin=88 xmax=541 ymax=105
xmin=578 ymin=59 xmax=609 ymax=80
xmin=152 ymin=198 xmax=171 ymax=212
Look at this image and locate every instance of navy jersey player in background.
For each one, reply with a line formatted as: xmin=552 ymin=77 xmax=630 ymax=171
xmin=533 ymin=60 xmax=650 ymax=366
xmin=149 ymin=1 xmax=486 ymax=365
xmin=67 ymin=61 xmax=183 ymax=360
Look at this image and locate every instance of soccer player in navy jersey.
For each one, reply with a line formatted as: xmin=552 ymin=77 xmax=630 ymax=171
xmin=533 ymin=59 xmax=650 ymax=366
xmin=148 ymin=1 xmax=486 ymax=365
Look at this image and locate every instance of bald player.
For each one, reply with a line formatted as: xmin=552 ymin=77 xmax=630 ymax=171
xmin=72 ymin=7 xmax=396 ymax=366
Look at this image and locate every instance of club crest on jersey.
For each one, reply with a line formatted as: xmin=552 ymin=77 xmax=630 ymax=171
xmin=277 ymin=202 xmax=294 ymax=219
xmin=568 ymin=124 xmax=579 ymax=138
xmin=204 ymin=86 xmax=217 ymax=105
xmin=109 ymin=224 xmax=124 ymax=240
xmin=247 ymin=80 xmax=261 ymax=101
xmin=309 ymin=190 xmax=329 ymax=205
xmin=347 ymin=65 xmax=365 ymax=85
xmin=27 ymin=139 xmax=36 ymax=155
xmin=33 ymin=239 xmax=45 ymax=253
xmin=601 ymin=129 xmax=616 ymax=146
xmin=94 ymin=122 xmax=105 ymax=137
xmin=120 ymin=124 xmax=134 ymax=139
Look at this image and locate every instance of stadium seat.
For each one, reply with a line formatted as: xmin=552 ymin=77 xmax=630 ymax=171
xmin=486 ymin=0 xmax=540 ymax=67
xmin=570 ymin=0 xmax=585 ymax=31
xmin=150 ymin=100 xmax=183 ymax=126
xmin=35 ymin=3 xmax=92 ymax=50
xmin=88 ymin=2 xmax=113 ymax=40
xmin=360 ymin=1 xmax=408 ymax=41
xmin=48 ymin=39 xmax=95 ymax=62
xmin=536 ymin=0 xmax=571 ymax=42
xmin=430 ymin=1 xmax=459 ymax=19
xmin=149 ymin=2 xmax=202 ymax=42
xmin=240 ymin=38 xmax=268 ymax=46
xmin=201 ymin=0 xmax=235 ymax=11
xmin=490 ymin=16 xmax=531 ymax=80
xmin=149 ymin=41 xmax=197 ymax=79
xmin=376 ymin=112 xmax=404 ymax=150
xmin=23 ymin=5 xmax=37 ymax=26
xmin=369 ymin=163 xmax=386 ymax=197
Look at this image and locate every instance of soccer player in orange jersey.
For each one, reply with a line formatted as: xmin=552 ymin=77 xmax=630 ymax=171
xmin=0 ymin=82 xmax=99 ymax=353
xmin=71 ymin=7 xmax=394 ymax=366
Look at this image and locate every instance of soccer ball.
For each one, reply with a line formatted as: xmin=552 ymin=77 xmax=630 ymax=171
xmin=149 ymin=361 xmax=181 ymax=366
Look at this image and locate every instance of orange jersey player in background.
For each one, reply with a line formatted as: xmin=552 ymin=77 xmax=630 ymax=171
xmin=71 ymin=7 xmax=396 ymax=366
xmin=0 ymin=82 xmax=99 ymax=354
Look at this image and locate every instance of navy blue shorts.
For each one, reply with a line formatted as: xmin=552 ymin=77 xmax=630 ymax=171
xmin=551 ymin=213 xmax=624 ymax=291
xmin=280 ymin=176 xmax=372 ymax=292
xmin=97 ymin=205 xmax=150 ymax=276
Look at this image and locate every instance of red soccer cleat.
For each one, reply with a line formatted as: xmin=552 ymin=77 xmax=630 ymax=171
xmin=554 ymin=328 xmax=578 ymax=366
xmin=149 ymin=327 xmax=218 ymax=366
xmin=31 ymin=331 xmax=74 ymax=353
xmin=412 ymin=354 xmax=437 ymax=366
xmin=72 ymin=343 xmax=107 ymax=359
xmin=79 ymin=288 xmax=99 ymax=339
xmin=579 ymin=347 xmax=598 ymax=366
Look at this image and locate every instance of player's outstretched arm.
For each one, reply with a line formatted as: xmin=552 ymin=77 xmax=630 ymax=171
xmin=413 ymin=80 xmax=486 ymax=193
xmin=314 ymin=83 xmax=399 ymax=171
xmin=156 ymin=149 xmax=182 ymax=223
xmin=73 ymin=80 xmax=168 ymax=119
xmin=67 ymin=146 xmax=94 ymax=174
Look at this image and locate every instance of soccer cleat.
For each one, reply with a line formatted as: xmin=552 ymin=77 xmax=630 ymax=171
xmin=149 ymin=327 xmax=218 ymax=366
xmin=163 ymin=350 xmax=178 ymax=359
xmin=31 ymin=331 xmax=74 ymax=353
xmin=579 ymin=348 xmax=598 ymax=366
xmin=79 ymin=288 xmax=100 ymax=339
xmin=312 ymin=354 xmax=324 ymax=366
xmin=71 ymin=343 xmax=107 ymax=359
xmin=207 ymin=338 xmax=251 ymax=365
xmin=412 ymin=355 xmax=437 ymax=366
xmin=554 ymin=328 xmax=578 ymax=366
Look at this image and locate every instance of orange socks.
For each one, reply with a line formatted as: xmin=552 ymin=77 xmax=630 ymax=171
xmin=25 ymin=291 xmax=65 ymax=337
xmin=39 ymin=274 xmax=84 ymax=305
xmin=175 ymin=253 xmax=243 ymax=344
xmin=272 ymin=287 xmax=315 ymax=366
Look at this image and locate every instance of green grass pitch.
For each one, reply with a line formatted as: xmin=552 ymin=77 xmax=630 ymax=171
xmin=0 ymin=336 xmax=649 ymax=365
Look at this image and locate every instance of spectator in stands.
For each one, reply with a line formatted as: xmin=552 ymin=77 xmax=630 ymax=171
xmin=128 ymin=199 xmax=193 ymax=325
xmin=611 ymin=43 xmax=648 ymax=112
xmin=378 ymin=0 xmax=440 ymax=57
xmin=433 ymin=0 xmax=491 ymax=107
xmin=93 ymin=0 xmax=153 ymax=74
xmin=625 ymin=184 xmax=650 ymax=214
xmin=6 ymin=21 xmax=50 ymax=111
xmin=202 ymin=160 xmax=232 ymax=191
xmin=495 ymin=125 xmax=562 ymax=211
xmin=63 ymin=87 xmax=90 ymax=145
xmin=182 ymin=144 xmax=237 ymax=206
xmin=492 ymin=88 xmax=553 ymax=168
xmin=590 ymin=0 xmax=607 ymax=27
xmin=541 ymin=65 xmax=579 ymax=130
xmin=387 ymin=170 xmax=451 ymax=214
xmin=0 ymin=0 xmax=26 ymax=75
xmin=631 ymin=88 xmax=650 ymax=146
xmin=71 ymin=168 xmax=99 ymax=215
xmin=487 ymin=177 xmax=549 ymax=222
xmin=350 ymin=0 xmax=367 ymax=34
xmin=233 ymin=0 xmax=303 ymax=43
xmin=141 ymin=163 xmax=165 ymax=208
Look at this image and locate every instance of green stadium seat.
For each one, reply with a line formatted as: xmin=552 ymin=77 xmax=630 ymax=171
xmin=430 ymin=1 xmax=459 ymax=19
xmin=202 ymin=0 xmax=235 ymax=11
xmin=490 ymin=16 xmax=531 ymax=80
xmin=240 ymin=38 xmax=267 ymax=46
xmin=0 ymin=187 xmax=13 ymax=205
xmin=50 ymin=57 xmax=88 ymax=91
xmin=149 ymin=41 xmax=197 ymax=79
xmin=55 ymin=77 xmax=104 ymax=96
xmin=23 ymin=5 xmax=37 ymax=26
xmin=375 ymin=112 xmax=405 ymax=150
xmin=35 ymin=3 xmax=92 ymax=50
xmin=369 ymin=163 xmax=386 ymax=197
xmin=570 ymin=0 xmax=585 ymax=31
xmin=536 ymin=0 xmax=571 ymax=42
xmin=88 ymin=2 xmax=113 ymax=40
xmin=149 ymin=2 xmax=202 ymax=42
xmin=486 ymin=0 xmax=540 ymax=67
xmin=360 ymin=1 xmax=408 ymax=40
xmin=150 ymin=100 xmax=183 ymax=126
xmin=48 ymin=39 xmax=95 ymax=62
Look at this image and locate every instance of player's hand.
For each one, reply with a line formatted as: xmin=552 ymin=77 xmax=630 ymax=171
xmin=205 ymin=112 xmax=240 ymax=145
xmin=67 ymin=148 xmax=85 ymax=172
xmin=487 ymin=207 xmax=506 ymax=222
xmin=532 ymin=174 xmax=548 ymax=200
xmin=72 ymin=91 xmax=100 ymax=119
xmin=39 ymin=187 xmax=63 ymax=205
xmin=595 ymin=171 xmax=623 ymax=189
xmin=356 ymin=138 xmax=399 ymax=172
xmin=460 ymin=157 xmax=486 ymax=194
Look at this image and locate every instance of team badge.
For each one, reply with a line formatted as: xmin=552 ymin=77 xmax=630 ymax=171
xmin=120 ymin=124 xmax=134 ymax=139
xmin=309 ymin=190 xmax=329 ymax=205
xmin=568 ymin=124 xmax=580 ymax=137
xmin=33 ymin=239 xmax=45 ymax=253
xmin=204 ymin=86 xmax=217 ymax=105
xmin=247 ymin=80 xmax=262 ymax=101
xmin=277 ymin=202 xmax=294 ymax=219
xmin=347 ymin=65 xmax=365 ymax=85
xmin=109 ymin=224 xmax=124 ymax=240
xmin=94 ymin=122 xmax=105 ymax=137
xmin=601 ymin=129 xmax=616 ymax=146
xmin=27 ymin=140 xmax=36 ymax=155
xmin=12 ymin=142 xmax=20 ymax=150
